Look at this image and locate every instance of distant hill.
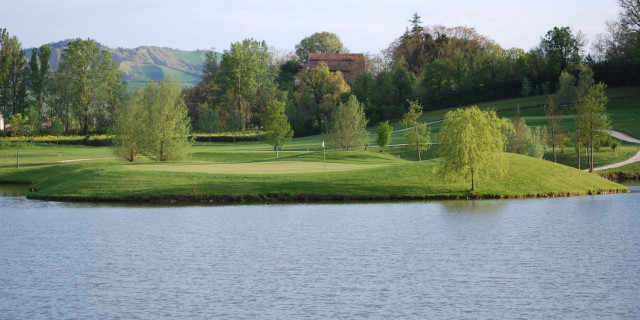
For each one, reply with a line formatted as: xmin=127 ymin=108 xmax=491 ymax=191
xmin=35 ymin=40 xmax=220 ymax=88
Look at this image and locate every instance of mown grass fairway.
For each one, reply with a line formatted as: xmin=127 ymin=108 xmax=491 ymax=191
xmin=127 ymin=160 xmax=385 ymax=174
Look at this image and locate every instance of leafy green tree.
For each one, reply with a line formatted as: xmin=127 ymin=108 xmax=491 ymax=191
xmin=545 ymin=95 xmax=564 ymax=162
xmin=576 ymin=82 xmax=610 ymax=172
xmin=577 ymin=64 xmax=594 ymax=99
xmin=556 ymin=70 xmax=577 ymax=103
xmin=376 ymin=120 xmax=393 ymax=152
xmin=328 ymin=95 xmax=368 ymax=150
xmin=521 ymin=77 xmax=532 ymax=97
xmin=112 ymin=94 xmax=142 ymax=162
xmin=216 ymin=38 xmax=274 ymax=130
xmin=540 ymin=26 xmax=583 ymax=75
xmin=25 ymin=107 xmax=41 ymax=136
xmin=138 ymin=78 xmax=191 ymax=161
xmin=195 ymin=103 xmax=220 ymax=133
xmin=276 ymin=60 xmax=301 ymax=92
xmin=506 ymin=115 xmax=530 ymax=155
xmin=50 ymin=117 xmax=64 ymax=144
xmin=27 ymin=44 xmax=51 ymax=117
xmin=291 ymin=62 xmax=350 ymax=135
xmin=225 ymin=109 xmax=242 ymax=131
xmin=1 ymin=32 xmax=27 ymax=123
xmin=437 ymin=106 xmax=507 ymax=191
xmin=264 ymin=98 xmax=293 ymax=157
xmin=0 ymin=29 xmax=9 ymax=88
xmin=56 ymin=39 xmax=123 ymax=134
xmin=225 ymin=109 xmax=243 ymax=143
xmin=9 ymin=113 xmax=33 ymax=168
xmin=401 ymin=100 xmax=431 ymax=161
xmin=528 ymin=126 xmax=545 ymax=159
xmin=295 ymin=31 xmax=346 ymax=62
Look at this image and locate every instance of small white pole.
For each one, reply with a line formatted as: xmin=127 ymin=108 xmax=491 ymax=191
xmin=322 ymin=140 xmax=325 ymax=170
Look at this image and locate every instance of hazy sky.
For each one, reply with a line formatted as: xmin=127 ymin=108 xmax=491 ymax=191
xmin=1 ymin=0 xmax=620 ymax=53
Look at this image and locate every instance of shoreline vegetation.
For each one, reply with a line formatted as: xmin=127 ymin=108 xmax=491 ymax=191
xmin=0 ymin=149 xmax=629 ymax=205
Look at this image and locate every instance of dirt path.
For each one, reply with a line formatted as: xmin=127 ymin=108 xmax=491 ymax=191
xmin=592 ymin=130 xmax=640 ymax=171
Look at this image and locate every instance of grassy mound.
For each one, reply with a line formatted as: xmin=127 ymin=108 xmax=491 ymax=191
xmin=0 ymin=151 xmax=626 ymax=204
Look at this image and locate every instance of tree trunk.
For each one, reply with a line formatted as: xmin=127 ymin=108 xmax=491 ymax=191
xmin=577 ymin=139 xmax=581 ymax=170
xmin=552 ymin=130 xmax=557 ymax=163
xmin=276 ymin=146 xmax=279 ymax=158
xmin=16 ymin=140 xmax=20 ymax=168
xmin=471 ymin=167 xmax=475 ymax=192
xmin=589 ymin=141 xmax=593 ymax=172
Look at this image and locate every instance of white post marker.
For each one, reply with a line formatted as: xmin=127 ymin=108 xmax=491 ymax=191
xmin=322 ymin=140 xmax=326 ymax=170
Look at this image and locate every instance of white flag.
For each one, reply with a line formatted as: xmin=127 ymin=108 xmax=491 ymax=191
xmin=322 ymin=141 xmax=325 ymax=148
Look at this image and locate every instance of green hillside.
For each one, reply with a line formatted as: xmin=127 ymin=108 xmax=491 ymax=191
xmin=31 ymin=40 xmax=220 ymax=88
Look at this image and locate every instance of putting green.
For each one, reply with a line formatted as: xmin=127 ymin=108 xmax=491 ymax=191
xmin=123 ymin=161 xmax=386 ymax=174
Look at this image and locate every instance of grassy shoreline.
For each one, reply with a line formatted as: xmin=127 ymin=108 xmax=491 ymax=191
xmin=0 ymin=150 xmax=627 ymax=205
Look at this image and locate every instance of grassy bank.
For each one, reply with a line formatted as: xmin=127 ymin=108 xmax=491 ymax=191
xmin=0 ymin=147 xmax=626 ymax=204
xmin=598 ymin=162 xmax=640 ymax=181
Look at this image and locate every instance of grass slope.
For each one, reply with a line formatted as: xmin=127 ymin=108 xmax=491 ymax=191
xmin=0 ymin=150 xmax=625 ymax=203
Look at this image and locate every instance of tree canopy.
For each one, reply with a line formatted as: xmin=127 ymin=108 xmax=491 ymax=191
xmin=264 ymin=97 xmax=293 ymax=157
xmin=56 ymin=39 xmax=124 ymax=134
xmin=401 ymin=100 xmax=431 ymax=161
xmin=576 ymin=82 xmax=610 ymax=172
xmin=437 ymin=106 xmax=507 ymax=191
xmin=295 ymin=31 xmax=346 ymax=62
xmin=328 ymin=95 xmax=368 ymax=150
xmin=216 ymin=38 xmax=275 ymax=131
xmin=290 ymin=62 xmax=350 ymax=136
xmin=138 ymin=78 xmax=191 ymax=161
xmin=376 ymin=120 xmax=393 ymax=152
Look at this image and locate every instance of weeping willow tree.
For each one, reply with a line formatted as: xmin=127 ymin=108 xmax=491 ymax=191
xmin=437 ymin=106 xmax=507 ymax=191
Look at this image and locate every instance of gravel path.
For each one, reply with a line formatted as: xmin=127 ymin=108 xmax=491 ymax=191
xmin=592 ymin=130 xmax=640 ymax=171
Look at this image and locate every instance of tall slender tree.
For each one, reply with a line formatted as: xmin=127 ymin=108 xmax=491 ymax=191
xmin=27 ymin=44 xmax=51 ymax=117
xmin=545 ymin=95 xmax=564 ymax=162
xmin=576 ymin=83 xmax=610 ymax=172
xmin=9 ymin=113 xmax=33 ymax=168
xmin=216 ymin=38 xmax=274 ymax=130
xmin=264 ymin=97 xmax=293 ymax=157
xmin=138 ymin=78 xmax=191 ymax=161
xmin=328 ymin=95 xmax=369 ymax=150
xmin=56 ymin=39 xmax=122 ymax=134
xmin=401 ymin=100 xmax=431 ymax=161
xmin=112 ymin=94 xmax=142 ymax=162
xmin=376 ymin=121 xmax=393 ymax=152
xmin=1 ymin=33 xmax=27 ymax=123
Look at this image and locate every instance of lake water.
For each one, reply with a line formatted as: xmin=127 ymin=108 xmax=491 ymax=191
xmin=1 ymin=184 xmax=639 ymax=319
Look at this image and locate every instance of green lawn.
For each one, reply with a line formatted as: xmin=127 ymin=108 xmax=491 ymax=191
xmin=0 ymin=146 xmax=626 ymax=203
xmin=598 ymin=161 xmax=640 ymax=180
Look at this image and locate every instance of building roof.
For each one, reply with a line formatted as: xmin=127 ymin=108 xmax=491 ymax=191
xmin=305 ymin=53 xmax=365 ymax=82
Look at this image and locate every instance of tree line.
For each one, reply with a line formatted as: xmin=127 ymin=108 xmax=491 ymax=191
xmin=0 ymin=0 xmax=633 ymax=169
